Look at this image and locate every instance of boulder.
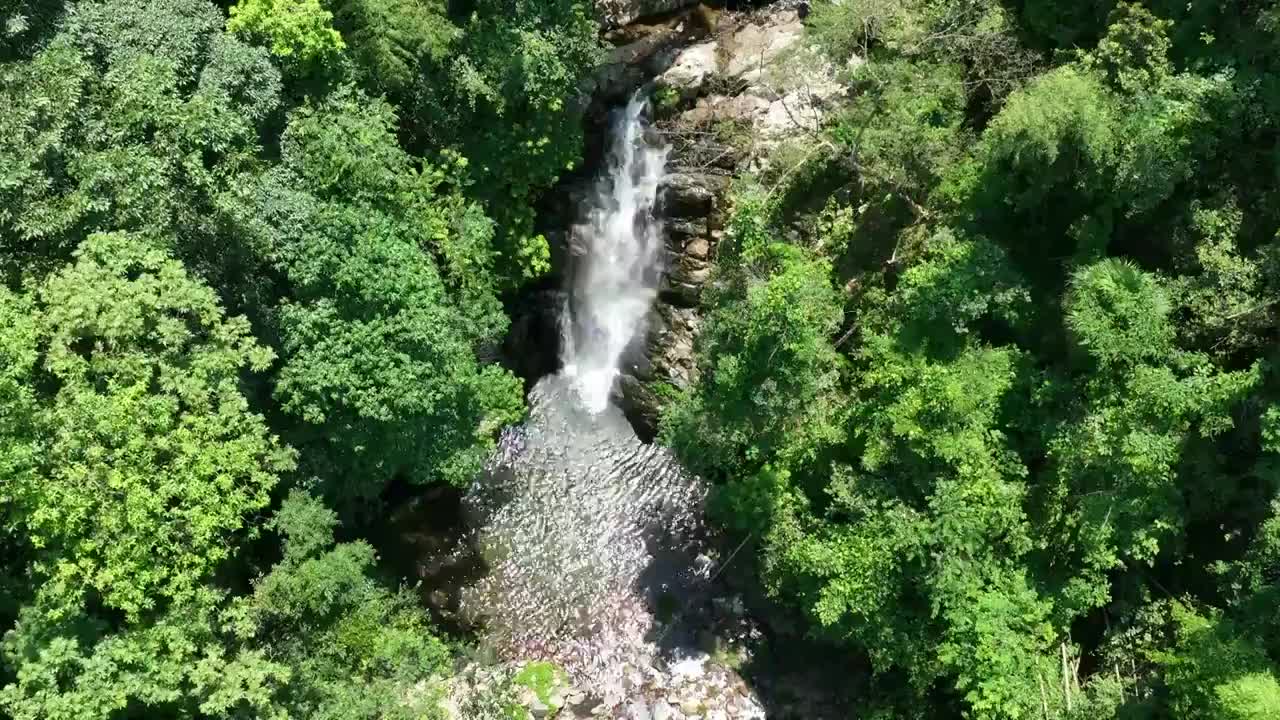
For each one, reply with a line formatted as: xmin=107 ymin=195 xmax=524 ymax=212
xmin=659 ymin=39 xmax=718 ymax=96
xmin=720 ymin=10 xmax=805 ymax=81
xmin=655 ymin=8 xmax=842 ymax=144
xmin=595 ymin=0 xmax=699 ymax=30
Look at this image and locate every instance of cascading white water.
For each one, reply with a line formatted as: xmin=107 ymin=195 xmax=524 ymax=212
xmin=457 ymin=95 xmax=711 ymax=698
xmin=561 ymin=94 xmax=670 ymax=412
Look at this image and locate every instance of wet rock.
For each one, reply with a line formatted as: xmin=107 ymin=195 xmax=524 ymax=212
xmin=663 ymin=173 xmax=728 ymax=217
xmin=443 ymin=635 xmax=776 ymax=717
xmin=503 ymin=287 xmax=566 ymax=387
xmin=591 ymin=28 xmax=688 ymax=105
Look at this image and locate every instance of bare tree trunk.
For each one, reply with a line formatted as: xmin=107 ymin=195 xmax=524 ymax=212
xmin=1061 ymin=642 xmax=1073 ymax=713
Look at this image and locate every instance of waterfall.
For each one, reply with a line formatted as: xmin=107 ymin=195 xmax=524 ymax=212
xmin=561 ymin=94 xmax=670 ymax=413
xmin=458 ymin=95 xmax=708 ymax=696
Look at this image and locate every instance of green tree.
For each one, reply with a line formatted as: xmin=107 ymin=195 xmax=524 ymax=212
xmin=0 ymin=492 xmax=453 ymax=720
xmin=229 ymin=491 xmax=450 ymax=720
xmin=328 ymin=0 xmax=458 ymax=96
xmin=0 ymin=233 xmax=295 ymax=620
xmin=807 ymin=0 xmax=1036 ymax=103
xmin=411 ymin=0 xmax=600 ymax=281
xmin=0 ymin=0 xmax=282 ymax=295
xmin=827 ymin=59 xmax=970 ymax=225
xmin=0 ymin=0 xmax=64 ymax=60
xmin=228 ymin=0 xmax=346 ymax=68
xmin=1169 ymin=202 xmax=1279 ymax=358
xmin=1156 ymin=603 xmax=1280 ymax=720
xmin=0 ymin=590 xmax=292 ymax=720
xmin=264 ymin=89 xmax=523 ymax=504
xmin=1039 ymin=260 xmax=1260 ymax=618
xmin=967 ymin=65 xmax=1119 ymax=274
xmin=661 ymin=187 xmax=847 ymax=482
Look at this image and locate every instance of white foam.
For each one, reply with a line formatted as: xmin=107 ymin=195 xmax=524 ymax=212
xmin=561 ymin=94 xmax=669 ymax=413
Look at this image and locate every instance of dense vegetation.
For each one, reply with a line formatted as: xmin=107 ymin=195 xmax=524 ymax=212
xmin=0 ymin=0 xmax=596 ymax=716
xmin=663 ymin=1 xmax=1280 ymax=718
xmin=3 ymin=0 xmax=1280 ymax=719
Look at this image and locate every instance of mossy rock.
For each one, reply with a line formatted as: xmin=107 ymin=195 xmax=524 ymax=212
xmin=507 ymin=661 xmax=571 ymax=719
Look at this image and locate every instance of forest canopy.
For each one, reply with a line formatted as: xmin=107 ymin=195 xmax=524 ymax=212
xmin=1 ymin=0 xmax=1279 ymax=719
xmin=662 ymin=1 xmax=1280 ymax=718
xmin=0 ymin=0 xmax=596 ymax=716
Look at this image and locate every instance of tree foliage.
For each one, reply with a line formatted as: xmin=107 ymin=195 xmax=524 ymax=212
xmin=0 ymin=493 xmax=450 ymax=720
xmin=228 ymin=0 xmax=346 ymax=68
xmin=1 ymin=0 xmax=565 ymax=712
xmin=0 ymin=0 xmax=282 ymax=293
xmin=1 ymin=233 xmax=294 ymax=620
xmin=411 ymin=0 xmax=600 ymax=280
xmin=665 ymin=2 xmax=1280 ymax=718
xmin=263 ymin=88 xmax=523 ymax=504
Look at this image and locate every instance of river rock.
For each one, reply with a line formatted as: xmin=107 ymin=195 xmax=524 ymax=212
xmin=443 ymin=654 xmax=769 ymax=719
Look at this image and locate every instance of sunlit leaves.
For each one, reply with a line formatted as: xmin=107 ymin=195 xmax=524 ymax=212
xmin=62 ymin=0 xmax=223 ymax=76
xmin=0 ymin=493 xmax=450 ymax=720
xmin=330 ymin=0 xmax=458 ymax=95
xmin=0 ymin=2 xmax=281 ymax=286
xmin=661 ymin=233 xmax=846 ymax=480
xmin=979 ymin=66 xmax=1118 ymax=214
xmin=1066 ymin=259 xmax=1174 ymax=367
xmin=1087 ymin=2 xmax=1173 ymax=93
xmin=415 ymin=0 xmax=599 ymax=281
xmin=1156 ymin=603 xmax=1280 ymax=720
xmin=2 ymin=233 xmax=295 ymax=619
xmin=238 ymin=491 xmax=451 ymax=720
xmin=228 ymin=0 xmax=345 ymax=67
xmin=0 ymin=592 xmax=292 ymax=720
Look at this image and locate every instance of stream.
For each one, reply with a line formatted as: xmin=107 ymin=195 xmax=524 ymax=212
xmin=459 ymin=96 xmax=711 ymax=693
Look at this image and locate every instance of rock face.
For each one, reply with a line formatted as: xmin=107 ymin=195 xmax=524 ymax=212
xmin=594 ymin=0 xmax=699 ymax=30
xmin=610 ymin=2 xmax=843 ymax=435
xmin=514 ymin=3 xmax=843 ymax=435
